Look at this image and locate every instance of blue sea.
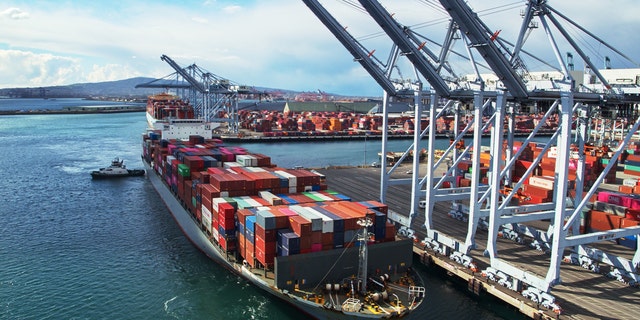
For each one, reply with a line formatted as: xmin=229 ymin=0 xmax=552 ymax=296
xmin=0 ymin=98 xmax=524 ymax=320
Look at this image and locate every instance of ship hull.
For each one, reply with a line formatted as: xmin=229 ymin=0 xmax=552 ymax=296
xmin=142 ymin=160 xmax=399 ymax=320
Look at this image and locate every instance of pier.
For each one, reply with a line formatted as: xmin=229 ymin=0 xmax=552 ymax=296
xmin=318 ymin=164 xmax=640 ymax=320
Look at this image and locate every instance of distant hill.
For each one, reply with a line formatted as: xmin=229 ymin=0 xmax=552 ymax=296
xmin=0 ymin=77 xmax=165 ymax=99
xmin=0 ymin=77 xmax=369 ymax=101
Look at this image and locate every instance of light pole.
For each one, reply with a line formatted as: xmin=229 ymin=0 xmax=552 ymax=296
xmin=363 ymin=133 xmax=367 ymax=167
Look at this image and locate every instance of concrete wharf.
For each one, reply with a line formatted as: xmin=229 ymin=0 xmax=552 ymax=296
xmin=317 ymin=164 xmax=640 ymax=320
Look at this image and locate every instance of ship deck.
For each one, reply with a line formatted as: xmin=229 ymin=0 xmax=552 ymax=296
xmin=317 ymin=165 xmax=640 ymax=320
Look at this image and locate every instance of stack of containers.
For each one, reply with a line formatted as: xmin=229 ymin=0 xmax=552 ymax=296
xmin=290 ymin=205 xmax=323 ymax=252
xmin=304 ymin=206 xmax=337 ymax=251
xmin=278 ymin=229 xmax=301 ymax=256
xmin=146 ymin=135 xmax=396 ymax=270
xmin=255 ymin=209 xmax=278 ymax=268
xmin=287 ymin=214 xmax=311 ymax=253
xmin=236 ymin=209 xmax=255 ymax=267
xmin=590 ymin=190 xmax=640 ymax=248
xmin=218 ymin=202 xmax=236 ymax=252
xmin=623 ymin=154 xmax=640 ymax=177
xmin=620 ymin=177 xmax=640 ymax=195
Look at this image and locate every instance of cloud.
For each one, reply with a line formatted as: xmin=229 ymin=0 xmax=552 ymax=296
xmin=1 ymin=7 xmax=29 ymax=19
xmin=223 ymin=5 xmax=242 ymax=14
xmin=86 ymin=63 xmax=142 ymax=83
xmin=0 ymin=50 xmax=80 ymax=87
xmin=0 ymin=1 xmax=639 ymax=96
xmin=191 ymin=16 xmax=208 ymax=24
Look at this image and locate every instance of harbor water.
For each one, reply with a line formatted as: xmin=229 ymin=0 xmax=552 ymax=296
xmin=0 ymin=98 xmax=525 ymax=319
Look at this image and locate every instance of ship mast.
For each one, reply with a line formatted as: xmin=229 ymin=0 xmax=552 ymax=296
xmin=356 ymin=217 xmax=373 ymax=295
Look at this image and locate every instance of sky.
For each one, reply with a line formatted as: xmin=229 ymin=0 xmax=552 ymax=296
xmin=1 ymin=0 xmax=640 ymax=97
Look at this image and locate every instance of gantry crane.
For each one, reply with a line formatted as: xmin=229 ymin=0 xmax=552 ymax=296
xmin=304 ymin=0 xmax=640 ymax=295
xmin=137 ymin=55 xmax=260 ymax=134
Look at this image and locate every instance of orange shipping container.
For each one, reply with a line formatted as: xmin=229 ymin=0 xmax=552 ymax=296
xmin=289 ymin=215 xmax=312 ymax=236
xmin=589 ymin=210 xmax=621 ymax=231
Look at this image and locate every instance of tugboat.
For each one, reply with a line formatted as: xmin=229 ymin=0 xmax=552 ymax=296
xmin=91 ymin=157 xmax=145 ymax=179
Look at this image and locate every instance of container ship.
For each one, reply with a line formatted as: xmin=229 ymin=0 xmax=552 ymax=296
xmin=141 ymin=93 xmax=426 ymax=319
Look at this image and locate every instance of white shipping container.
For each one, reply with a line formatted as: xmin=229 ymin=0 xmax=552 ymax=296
xmin=202 ymin=205 xmax=212 ymax=233
xmin=623 ymin=178 xmax=638 ymax=187
xmin=274 ymin=170 xmax=297 ymax=187
xmin=223 ymin=161 xmax=242 ymax=169
xmin=244 ymin=196 xmax=262 ymax=208
xmin=212 ymin=197 xmax=228 ymax=213
xmin=259 ymin=191 xmax=283 ymax=205
xmin=236 ymin=154 xmax=257 ymax=167
xmin=290 ymin=205 xmax=323 ymax=232
xmin=305 ymin=207 xmax=334 ymax=233
xmin=212 ymin=227 xmax=219 ymax=244
xmin=529 ymin=176 xmax=554 ymax=190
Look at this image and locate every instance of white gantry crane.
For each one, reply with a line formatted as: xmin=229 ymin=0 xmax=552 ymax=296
xmin=304 ymin=0 xmax=640 ymax=297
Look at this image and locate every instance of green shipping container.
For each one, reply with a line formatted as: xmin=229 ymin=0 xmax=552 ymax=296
xmin=178 ymin=163 xmax=190 ymax=177
xmin=302 ymin=192 xmax=323 ymax=202
xmin=624 ymin=164 xmax=640 ymax=172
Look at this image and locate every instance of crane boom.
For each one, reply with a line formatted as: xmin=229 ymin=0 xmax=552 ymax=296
xmin=357 ymin=0 xmax=451 ymax=97
xmin=161 ymin=55 xmax=206 ymax=93
xmin=302 ymin=0 xmax=397 ymax=95
xmin=438 ymin=0 xmax=529 ymax=99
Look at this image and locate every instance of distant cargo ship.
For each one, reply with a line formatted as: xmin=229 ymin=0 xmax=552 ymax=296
xmin=141 ymin=94 xmax=426 ymax=319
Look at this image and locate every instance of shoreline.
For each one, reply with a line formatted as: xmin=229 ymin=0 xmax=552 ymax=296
xmin=220 ymin=131 xmax=553 ymax=142
xmin=0 ymin=107 xmax=146 ymax=116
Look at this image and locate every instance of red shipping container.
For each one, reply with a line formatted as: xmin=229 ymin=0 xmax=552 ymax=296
xmin=255 ymin=223 xmax=277 ymax=242
xmin=523 ymin=184 xmax=553 ymax=198
xmin=255 ymin=246 xmax=274 ymax=268
xmin=459 ymin=178 xmax=471 ymax=188
xmin=236 ymin=209 xmax=254 ymax=227
xmin=237 ymin=233 xmax=246 ymax=259
xmin=271 ymin=208 xmax=292 ymax=229
xmin=218 ymin=213 xmax=235 ymax=230
xmin=321 ymin=232 xmax=333 ymax=246
xmin=311 ymin=231 xmax=321 ymax=244
xmin=245 ymin=242 xmax=256 ymax=268
xmin=621 ymin=218 xmax=640 ymax=228
xmin=365 ymin=200 xmax=388 ymax=214
xmin=218 ymin=234 xmax=236 ymax=252
xmin=289 ymin=215 xmax=312 ymax=236
xmin=589 ymin=210 xmax=621 ymax=231
xmin=255 ymin=235 xmax=277 ymax=254
xmin=219 ymin=202 xmax=236 ymax=219
xmin=626 ymin=208 xmax=640 ymax=221
xmin=385 ymin=222 xmax=395 ymax=241
xmin=300 ymin=235 xmax=312 ymax=251
xmin=211 ymin=216 xmax=219 ymax=231
xmin=619 ymin=185 xmax=633 ymax=194
xmin=201 ymin=184 xmax=220 ymax=203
